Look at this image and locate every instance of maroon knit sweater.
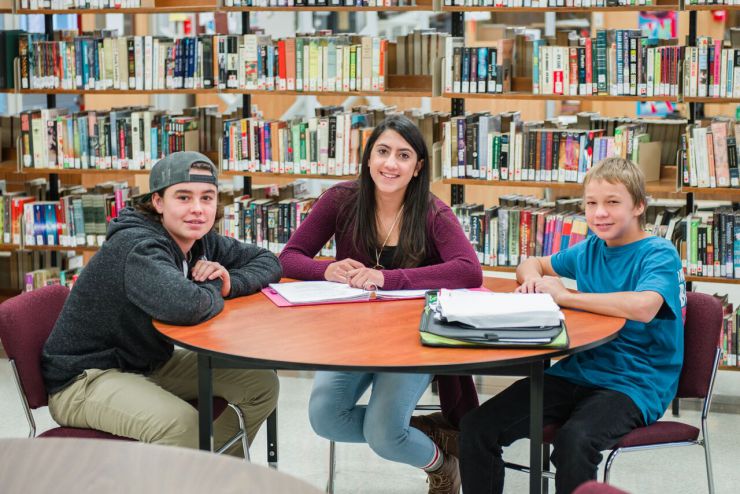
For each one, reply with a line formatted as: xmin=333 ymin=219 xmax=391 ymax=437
xmin=278 ymin=181 xmax=482 ymax=426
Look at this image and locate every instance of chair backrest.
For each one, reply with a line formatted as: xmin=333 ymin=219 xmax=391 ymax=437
xmin=676 ymin=291 xmax=723 ymax=399
xmin=0 ymin=285 xmax=70 ymax=409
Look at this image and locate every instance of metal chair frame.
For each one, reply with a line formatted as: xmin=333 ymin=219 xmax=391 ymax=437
xmin=8 ymin=357 xmax=251 ymax=461
xmin=325 ymin=403 xmax=440 ymax=493
xmin=602 ymin=347 xmax=720 ymax=494
xmin=504 ymin=349 xmax=722 ymax=494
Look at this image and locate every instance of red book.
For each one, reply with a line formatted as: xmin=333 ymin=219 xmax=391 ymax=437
xmin=585 ymin=37 xmax=593 ymax=94
xmin=277 ymin=40 xmax=287 ymax=90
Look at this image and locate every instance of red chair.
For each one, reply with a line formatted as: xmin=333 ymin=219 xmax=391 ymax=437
xmin=0 ymin=285 xmax=249 ymax=458
xmin=508 ymin=291 xmax=722 ymax=493
xmin=573 ymin=481 xmax=629 ymax=494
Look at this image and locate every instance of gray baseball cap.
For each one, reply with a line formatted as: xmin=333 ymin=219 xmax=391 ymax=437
xmin=149 ymin=151 xmax=218 ymax=195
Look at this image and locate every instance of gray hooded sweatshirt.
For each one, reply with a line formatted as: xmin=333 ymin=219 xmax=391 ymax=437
xmin=42 ymin=207 xmax=282 ymax=394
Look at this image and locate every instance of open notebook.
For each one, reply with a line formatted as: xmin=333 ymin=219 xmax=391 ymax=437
xmin=264 ymin=281 xmax=430 ymax=307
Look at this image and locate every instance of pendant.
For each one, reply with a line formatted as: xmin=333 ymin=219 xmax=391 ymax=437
xmin=373 ymin=264 xmax=384 ymax=270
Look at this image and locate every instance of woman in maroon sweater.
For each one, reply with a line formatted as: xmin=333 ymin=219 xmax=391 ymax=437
xmin=279 ymin=115 xmax=482 ymax=493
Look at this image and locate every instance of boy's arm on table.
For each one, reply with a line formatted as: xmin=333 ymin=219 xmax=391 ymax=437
xmin=516 ymin=256 xmax=663 ymax=324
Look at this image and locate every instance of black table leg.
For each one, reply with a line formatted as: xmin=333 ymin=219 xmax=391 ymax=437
xmin=529 ymin=360 xmax=544 ymax=494
xmin=198 ymin=353 xmax=214 ymax=451
xmin=267 ymin=408 xmax=278 ymax=469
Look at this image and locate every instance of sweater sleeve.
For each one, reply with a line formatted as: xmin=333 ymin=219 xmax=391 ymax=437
xmin=381 ymin=202 xmax=483 ymax=290
xmin=207 ymin=233 xmax=282 ymax=298
xmin=279 ymin=186 xmax=345 ymax=280
xmin=124 ymin=239 xmax=225 ymax=326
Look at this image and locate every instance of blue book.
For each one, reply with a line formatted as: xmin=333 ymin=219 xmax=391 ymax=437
xmin=477 ymin=47 xmax=488 ymax=93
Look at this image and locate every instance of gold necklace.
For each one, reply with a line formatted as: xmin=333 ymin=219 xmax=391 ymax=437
xmin=374 ymin=206 xmax=403 ymax=270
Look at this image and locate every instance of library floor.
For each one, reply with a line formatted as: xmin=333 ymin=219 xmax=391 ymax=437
xmin=1 ymin=365 xmax=739 ymax=494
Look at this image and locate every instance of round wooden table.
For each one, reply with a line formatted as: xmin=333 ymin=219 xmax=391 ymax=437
xmin=154 ymin=277 xmax=625 ymax=494
xmin=0 ymin=437 xmax=323 ymax=494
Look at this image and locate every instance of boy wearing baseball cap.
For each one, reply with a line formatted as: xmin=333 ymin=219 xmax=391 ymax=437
xmin=42 ymin=152 xmax=282 ymax=453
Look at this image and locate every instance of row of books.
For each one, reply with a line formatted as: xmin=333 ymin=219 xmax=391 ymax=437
xmin=451 ymin=196 xmax=589 ymax=267
xmin=444 ymin=39 xmax=512 ymax=94
xmin=673 ymin=209 xmax=740 ymax=279
xmin=24 ymin=267 xmax=82 ymax=292
xmin=715 ymin=293 xmax=739 ymax=368
xmin=222 ymin=105 xmax=445 ymax=176
xmin=16 ymin=29 xmax=444 ymax=92
xmin=18 ymin=105 xmax=223 ymax=170
xmin=682 ymin=38 xmax=740 ymax=99
xmin=678 ymin=118 xmax=740 ymax=189
xmin=532 ymin=33 xmax=681 ymax=97
xmin=0 ymin=183 xmax=135 ymax=248
xmin=442 ymin=0 xmax=658 ymax=5
xmin=441 ymin=111 xmax=679 ymax=182
xmin=19 ymin=31 xmax=219 ymax=91
xmin=225 ymin=0 xmax=416 ymax=5
xmin=19 ymin=0 xmax=142 ymax=7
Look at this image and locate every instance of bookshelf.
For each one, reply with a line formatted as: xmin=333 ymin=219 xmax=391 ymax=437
xmin=2 ymin=1 xmax=739 ymax=372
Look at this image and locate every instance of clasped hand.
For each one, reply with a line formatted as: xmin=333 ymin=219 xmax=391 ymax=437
xmin=192 ymin=259 xmax=231 ymax=297
xmin=324 ymin=258 xmax=385 ymax=290
xmin=515 ymin=275 xmax=568 ymax=304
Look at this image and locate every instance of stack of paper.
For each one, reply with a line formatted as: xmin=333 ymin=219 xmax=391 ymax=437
xmin=437 ymin=290 xmax=562 ymax=328
xmin=267 ymin=281 xmax=430 ymax=305
xmin=268 ymin=281 xmax=370 ymax=304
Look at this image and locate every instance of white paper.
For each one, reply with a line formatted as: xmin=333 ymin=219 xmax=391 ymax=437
xmin=438 ymin=289 xmax=562 ymax=328
xmin=269 ymin=281 xmax=369 ymax=304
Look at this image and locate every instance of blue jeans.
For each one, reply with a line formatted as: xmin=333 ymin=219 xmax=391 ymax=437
xmin=309 ymin=371 xmax=436 ymax=468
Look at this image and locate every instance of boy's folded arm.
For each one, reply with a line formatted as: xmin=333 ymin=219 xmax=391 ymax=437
xmin=516 ymin=256 xmax=558 ymax=284
xmin=559 ymin=290 xmax=664 ymax=324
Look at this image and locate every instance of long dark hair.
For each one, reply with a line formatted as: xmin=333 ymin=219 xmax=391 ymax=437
xmin=339 ymin=114 xmax=432 ymax=268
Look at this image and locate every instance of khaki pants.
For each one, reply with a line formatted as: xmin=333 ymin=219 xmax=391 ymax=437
xmin=48 ymin=349 xmax=279 ymax=455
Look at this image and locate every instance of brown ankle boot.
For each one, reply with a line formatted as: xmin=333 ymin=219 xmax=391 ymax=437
xmin=426 ymin=454 xmax=461 ymax=494
xmin=411 ymin=412 xmax=460 ymax=459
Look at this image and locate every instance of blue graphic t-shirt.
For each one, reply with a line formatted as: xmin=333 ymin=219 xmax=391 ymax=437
xmin=548 ymin=235 xmax=686 ymax=424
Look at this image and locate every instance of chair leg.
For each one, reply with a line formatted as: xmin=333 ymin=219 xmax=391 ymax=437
xmin=702 ymin=423 xmax=715 ymax=494
xmin=215 ymin=404 xmax=251 ymax=461
xmin=327 ymin=440 xmax=336 ymax=494
xmin=603 ymin=448 xmax=621 ymax=484
xmin=228 ymin=403 xmax=251 ymax=462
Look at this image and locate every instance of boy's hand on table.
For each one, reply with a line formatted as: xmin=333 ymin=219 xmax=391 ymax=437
xmin=531 ymin=276 xmax=570 ymax=305
xmin=515 ymin=277 xmax=543 ymax=294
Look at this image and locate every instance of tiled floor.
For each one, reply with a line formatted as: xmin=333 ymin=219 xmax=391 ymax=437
xmin=1 ymin=363 xmax=738 ymax=493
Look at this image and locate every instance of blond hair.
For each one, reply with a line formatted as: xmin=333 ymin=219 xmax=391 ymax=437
xmin=583 ymin=157 xmax=648 ymax=227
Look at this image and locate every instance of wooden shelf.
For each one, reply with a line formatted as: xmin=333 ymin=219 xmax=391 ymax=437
xmin=443 ymin=176 xmax=679 ymax=194
xmin=719 ymin=365 xmax=740 ymax=371
xmin=18 ymin=167 xmax=150 ymax=175
xmin=0 ymin=243 xmax=99 ymax=253
xmin=221 ymin=88 xmax=433 ymax=98
xmin=222 ymin=5 xmax=429 ymax=11
xmin=443 ymin=178 xmax=584 ymax=189
xmin=686 ymin=275 xmax=740 ymax=285
xmin=680 ymin=186 xmax=740 ymax=198
xmin=482 ymin=265 xmax=517 ymax=274
xmin=222 ymin=170 xmax=356 ymax=180
xmin=684 ymin=97 xmax=740 ymax=104
xmin=444 ymin=92 xmax=679 ymax=102
xmin=685 ymin=4 xmax=740 ymax=11
xmin=646 ymin=177 xmax=681 ymax=195
xmin=16 ymin=0 xmax=219 ymax=13
xmin=442 ymin=4 xmax=678 ymax=12
xmin=18 ymin=88 xmax=219 ymax=95
xmin=684 ymin=97 xmax=740 ymax=103
xmin=23 ymin=245 xmax=100 ymax=253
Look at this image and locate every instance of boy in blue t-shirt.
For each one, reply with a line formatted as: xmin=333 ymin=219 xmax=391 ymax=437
xmin=459 ymin=157 xmax=686 ymax=494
